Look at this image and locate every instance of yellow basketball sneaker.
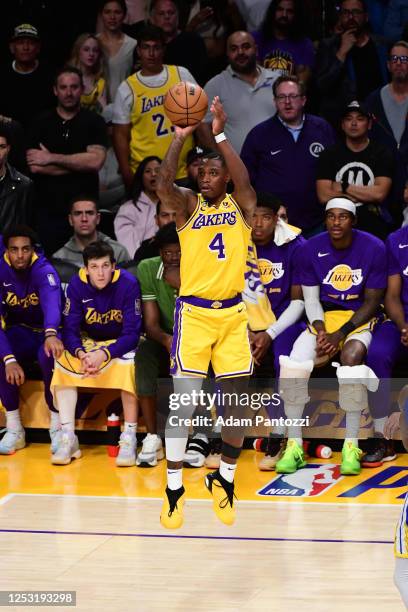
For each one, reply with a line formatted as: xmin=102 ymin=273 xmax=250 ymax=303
xmin=341 ymin=441 xmax=363 ymax=475
xmin=205 ymin=471 xmax=236 ymax=526
xmin=160 ymin=486 xmax=185 ymax=529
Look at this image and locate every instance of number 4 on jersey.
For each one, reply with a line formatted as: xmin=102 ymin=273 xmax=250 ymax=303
xmin=208 ymin=233 xmax=226 ymax=260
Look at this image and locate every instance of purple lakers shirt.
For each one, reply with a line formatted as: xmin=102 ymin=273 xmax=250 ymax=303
xmin=300 ymin=229 xmax=386 ymax=311
xmin=387 ymin=226 xmax=408 ymax=319
xmin=256 ymin=235 xmax=306 ymax=317
xmin=0 ymin=252 xmax=62 ymax=360
xmin=63 ymin=268 xmax=142 ymax=359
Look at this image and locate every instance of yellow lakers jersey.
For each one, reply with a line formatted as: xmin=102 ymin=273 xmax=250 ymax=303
xmin=81 ymin=77 xmax=106 ymax=113
xmin=178 ymin=194 xmax=252 ymax=300
xmin=127 ymin=66 xmax=193 ymax=178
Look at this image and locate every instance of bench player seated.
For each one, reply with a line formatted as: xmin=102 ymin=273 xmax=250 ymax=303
xmin=51 ymin=241 xmax=142 ymax=466
xmin=277 ymin=198 xmax=386 ymax=476
xmin=364 ymin=222 xmax=408 ymax=466
xmin=0 ymin=226 xmax=63 ymax=454
xmin=248 ymin=192 xmax=306 ymax=470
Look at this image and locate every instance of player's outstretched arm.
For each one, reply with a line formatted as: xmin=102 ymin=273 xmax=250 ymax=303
xmin=210 ymin=96 xmax=256 ymax=219
xmin=156 ymin=126 xmax=198 ymax=228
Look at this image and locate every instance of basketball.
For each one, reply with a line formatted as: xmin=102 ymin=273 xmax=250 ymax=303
xmin=164 ymin=81 xmax=208 ymax=127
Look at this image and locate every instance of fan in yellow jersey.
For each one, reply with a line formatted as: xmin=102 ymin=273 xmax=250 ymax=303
xmin=157 ymin=96 xmax=257 ymax=529
xmin=112 ymin=24 xmax=197 ymax=191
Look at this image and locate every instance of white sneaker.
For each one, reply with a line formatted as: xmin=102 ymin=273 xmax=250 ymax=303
xmin=116 ymin=431 xmax=137 ymax=467
xmin=0 ymin=428 xmax=25 ymax=454
xmin=136 ymin=433 xmax=164 ymax=467
xmin=51 ymin=431 xmax=81 ymax=465
xmin=49 ymin=428 xmax=62 ymax=455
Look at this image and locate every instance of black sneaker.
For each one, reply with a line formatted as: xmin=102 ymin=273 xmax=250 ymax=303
xmin=160 ymin=486 xmax=186 ymax=529
xmin=361 ymin=438 xmax=397 ymax=468
xmin=259 ymin=437 xmax=286 ymax=471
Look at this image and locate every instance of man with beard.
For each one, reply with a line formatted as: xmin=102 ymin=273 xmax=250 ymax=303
xmin=316 ymin=100 xmax=394 ymax=239
xmin=316 ymin=0 xmax=388 ymax=125
xmin=26 ymin=66 xmax=108 ymax=255
xmin=200 ymin=31 xmax=281 ymax=154
xmin=366 ymin=41 xmax=408 ymax=226
xmin=252 ymin=0 xmax=315 ymax=84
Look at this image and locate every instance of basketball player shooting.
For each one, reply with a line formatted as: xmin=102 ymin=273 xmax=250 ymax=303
xmin=157 ymin=96 xmax=257 ymax=529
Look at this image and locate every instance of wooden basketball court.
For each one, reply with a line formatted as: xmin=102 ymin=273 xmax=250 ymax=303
xmin=0 ymin=444 xmax=405 ymax=611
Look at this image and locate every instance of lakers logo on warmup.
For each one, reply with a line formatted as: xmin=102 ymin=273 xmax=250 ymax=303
xmin=322 ymin=265 xmax=363 ymax=291
xmin=258 ymin=258 xmax=285 ymax=284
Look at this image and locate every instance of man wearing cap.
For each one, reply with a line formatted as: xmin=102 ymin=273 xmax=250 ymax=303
xmin=0 ymin=24 xmax=54 ymax=129
xmin=316 ymin=100 xmax=394 ymax=239
xmin=275 ymin=197 xmax=386 ymax=476
xmin=175 ymin=145 xmax=214 ymax=191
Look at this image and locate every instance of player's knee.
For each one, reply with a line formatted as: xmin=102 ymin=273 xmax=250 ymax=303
xmin=340 ymin=342 xmax=365 ymax=367
xmin=279 ymin=355 xmax=313 ymax=406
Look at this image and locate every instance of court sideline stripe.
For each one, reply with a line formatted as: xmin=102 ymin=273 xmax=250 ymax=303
xmin=0 ymin=527 xmax=394 ymax=544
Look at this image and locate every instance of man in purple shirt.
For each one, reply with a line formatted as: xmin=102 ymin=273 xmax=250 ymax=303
xmin=248 ymin=191 xmax=306 ymax=470
xmin=0 ymin=225 xmax=63 ymax=455
xmin=241 ymin=75 xmax=336 ymax=235
xmin=276 ymin=197 xmax=386 ymax=475
xmin=365 ymin=225 xmax=408 ymax=464
xmin=51 ymin=240 xmax=142 ymax=466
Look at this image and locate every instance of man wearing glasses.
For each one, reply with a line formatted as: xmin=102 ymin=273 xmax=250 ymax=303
xmin=241 ymin=75 xmax=335 ymax=236
xmin=366 ymin=41 xmax=408 ymax=226
xmin=316 ymin=0 xmax=388 ymax=125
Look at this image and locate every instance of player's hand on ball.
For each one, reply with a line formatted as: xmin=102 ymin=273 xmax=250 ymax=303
xmin=173 ymin=124 xmax=198 ymax=140
xmin=5 ymin=362 xmax=25 ymax=386
xmin=44 ymin=336 xmax=64 ymax=359
xmin=211 ymin=96 xmax=227 ymax=135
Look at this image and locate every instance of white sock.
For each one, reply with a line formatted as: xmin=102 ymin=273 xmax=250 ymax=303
xmin=49 ymin=411 xmax=61 ymax=431
xmin=289 ymin=437 xmax=303 ymax=447
xmin=219 ymin=459 xmax=237 ymax=483
xmin=54 ymin=386 xmax=77 ymax=432
xmin=373 ymin=417 xmax=387 ymax=436
xmin=124 ymin=422 xmax=137 ymax=434
xmin=345 ymin=410 xmax=361 ymax=441
xmin=167 ymin=468 xmax=183 ymax=490
xmin=6 ymin=410 xmax=22 ymax=431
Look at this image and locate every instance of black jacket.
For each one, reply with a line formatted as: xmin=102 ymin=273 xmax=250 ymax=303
xmin=0 ymin=164 xmax=34 ymax=233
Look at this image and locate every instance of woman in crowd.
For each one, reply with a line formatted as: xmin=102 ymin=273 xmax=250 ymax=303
xmin=114 ymin=156 xmax=161 ymax=258
xmin=69 ymin=33 xmax=107 ymax=113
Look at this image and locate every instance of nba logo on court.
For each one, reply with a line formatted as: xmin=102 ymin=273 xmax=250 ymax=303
xmin=257 ymin=464 xmax=343 ymax=497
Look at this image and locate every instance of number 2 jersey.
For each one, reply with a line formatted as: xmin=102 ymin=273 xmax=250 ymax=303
xmin=178 ymin=193 xmax=251 ymax=300
xmin=299 ymin=229 xmax=387 ymax=311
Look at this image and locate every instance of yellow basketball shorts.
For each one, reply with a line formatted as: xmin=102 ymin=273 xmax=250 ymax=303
xmin=395 ymin=490 xmax=408 ymax=558
xmin=51 ymin=335 xmax=136 ymax=395
xmin=170 ymin=296 xmax=253 ymax=379
xmin=307 ymin=309 xmax=378 ymax=343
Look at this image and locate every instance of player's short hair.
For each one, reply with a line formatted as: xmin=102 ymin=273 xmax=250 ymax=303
xmin=137 ymin=24 xmax=166 ymax=46
xmin=273 ymin=75 xmax=306 ymax=97
xmin=83 ymin=240 xmax=115 ymax=265
xmin=199 ymin=151 xmax=226 ymax=168
xmin=3 ymin=225 xmax=39 ymax=248
xmin=68 ymin=195 xmax=99 ymax=213
xmin=0 ymin=124 xmax=11 ymax=145
xmin=54 ymin=65 xmax=83 ymax=87
xmin=154 ymin=222 xmax=179 ymax=248
xmin=255 ymin=191 xmax=282 ymax=214
xmin=99 ymin=0 xmax=127 ymax=14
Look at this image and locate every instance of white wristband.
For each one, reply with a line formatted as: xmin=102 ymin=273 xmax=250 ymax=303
xmin=214 ymin=132 xmax=227 ymax=144
xmin=5 ymin=358 xmax=17 ymax=365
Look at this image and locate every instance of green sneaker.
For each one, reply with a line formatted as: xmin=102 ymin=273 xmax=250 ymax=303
xmin=275 ymin=439 xmax=306 ymax=474
xmin=341 ymin=441 xmax=363 ymax=475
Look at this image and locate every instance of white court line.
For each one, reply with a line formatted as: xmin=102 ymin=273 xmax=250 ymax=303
xmin=0 ymin=492 xmax=403 ymax=508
